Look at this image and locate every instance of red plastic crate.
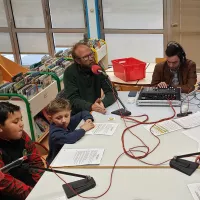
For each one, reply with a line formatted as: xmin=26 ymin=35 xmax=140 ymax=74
xmin=111 ymin=57 xmax=146 ymax=82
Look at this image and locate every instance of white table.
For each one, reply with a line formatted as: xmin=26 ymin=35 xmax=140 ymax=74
xmin=26 ymin=92 xmax=200 ymax=200
xmin=137 ymin=72 xmax=153 ymax=85
xmin=51 ymin=92 xmax=200 ymax=168
xmin=146 ymin=62 xmax=156 ymax=73
xmin=26 ymin=167 xmax=200 ymax=200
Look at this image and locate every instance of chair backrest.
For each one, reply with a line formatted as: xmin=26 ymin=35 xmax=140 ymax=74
xmin=34 ymin=141 xmax=49 ymax=156
xmin=155 ymin=58 xmax=166 ymax=64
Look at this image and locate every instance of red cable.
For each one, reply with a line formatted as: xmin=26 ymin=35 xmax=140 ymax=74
xmin=110 ymin=82 xmax=176 ymax=165
xmin=121 ymin=100 xmax=176 ymax=164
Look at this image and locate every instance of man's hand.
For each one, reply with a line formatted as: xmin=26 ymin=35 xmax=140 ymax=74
xmin=80 ymin=121 xmax=95 ymax=131
xmin=91 ymin=98 xmax=106 ymax=114
xmin=157 ymin=82 xmax=168 ymax=88
xmin=86 ymin=119 xmax=93 ymax=123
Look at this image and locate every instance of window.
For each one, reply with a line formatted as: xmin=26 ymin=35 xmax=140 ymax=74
xmin=102 ymin=0 xmax=163 ymax=29
xmin=0 ymin=0 xmax=7 ymax=27
xmin=0 ymin=33 xmax=12 ymax=53
xmin=17 ymin=33 xmax=48 ymax=53
xmin=53 ymin=33 xmax=84 ymax=50
xmin=49 ymin=0 xmax=85 ymax=28
xmin=105 ymin=34 xmax=163 ymax=63
xmin=21 ymin=54 xmax=48 ymax=66
xmin=11 ymin=0 xmax=45 ymax=28
xmin=2 ymin=54 xmax=14 ymax=62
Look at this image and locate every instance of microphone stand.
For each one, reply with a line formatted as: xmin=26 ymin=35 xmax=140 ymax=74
xmin=20 ymin=163 xmax=96 ymax=199
xmin=177 ymin=85 xmax=200 ymax=117
xmin=177 ymin=100 xmax=192 ymax=117
xmin=170 ymin=152 xmax=200 ymax=176
xmin=104 ymin=77 xmax=131 ymax=116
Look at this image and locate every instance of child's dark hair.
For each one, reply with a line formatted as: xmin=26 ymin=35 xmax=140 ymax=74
xmin=0 ymin=102 xmax=20 ymax=125
xmin=47 ymin=98 xmax=71 ymax=115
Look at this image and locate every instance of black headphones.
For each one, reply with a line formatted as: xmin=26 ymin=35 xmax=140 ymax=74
xmin=167 ymin=41 xmax=186 ymax=64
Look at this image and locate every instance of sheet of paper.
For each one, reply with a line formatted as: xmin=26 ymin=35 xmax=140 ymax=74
xmin=183 ymin=126 xmax=200 ymax=143
xmin=144 ymin=120 xmax=182 ymax=136
xmin=86 ymin=123 xmax=119 ymax=135
xmin=173 ymin=111 xmax=200 ymax=129
xmin=51 ymin=148 xmax=104 ymax=167
xmin=188 ymin=183 xmax=200 ymax=200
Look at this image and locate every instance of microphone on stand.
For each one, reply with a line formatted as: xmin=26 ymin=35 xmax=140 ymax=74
xmin=0 ymin=157 xmax=96 ymax=199
xmin=177 ymin=84 xmax=200 ymax=117
xmin=91 ymin=65 xmax=108 ymax=77
xmin=21 ymin=163 xmax=96 ymax=199
xmin=0 ymin=156 xmax=27 ymax=173
xmin=177 ymin=103 xmax=192 ymax=117
xmin=170 ymin=152 xmax=200 ymax=176
xmin=91 ymin=65 xmax=131 ymax=116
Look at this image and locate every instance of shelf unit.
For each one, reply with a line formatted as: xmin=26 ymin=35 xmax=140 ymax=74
xmin=91 ymin=41 xmax=108 ymax=69
xmin=0 ymin=72 xmax=61 ymax=142
xmin=0 ymin=39 xmax=108 ymax=143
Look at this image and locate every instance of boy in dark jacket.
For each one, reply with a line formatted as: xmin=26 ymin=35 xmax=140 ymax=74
xmin=46 ymin=98 xmax=94 ymax=164
xmin=0 ymin=102 xmax=44 ymax=200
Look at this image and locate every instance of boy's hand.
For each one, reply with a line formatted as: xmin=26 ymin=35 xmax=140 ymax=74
xmin=80 ymin=121 xmax=95 ymax=131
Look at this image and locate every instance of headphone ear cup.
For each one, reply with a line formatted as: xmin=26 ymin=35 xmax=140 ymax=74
xmin=176 ymin=52 xmax=182 ymax=63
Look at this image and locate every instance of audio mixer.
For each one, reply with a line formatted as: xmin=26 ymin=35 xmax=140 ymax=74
xmin=136 ymin=86 xmax=181 ymax=106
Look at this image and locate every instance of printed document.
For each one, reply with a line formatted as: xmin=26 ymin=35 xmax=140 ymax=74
xmin=144 ymin=120 xmax=182 ymax=136
xmin=173 ymin=112 xmax=200 ymax=129
xmin=51 ymin=148 xmax=104 ymax=167
xmin=86 ymin=123 xmax=119 ymax=135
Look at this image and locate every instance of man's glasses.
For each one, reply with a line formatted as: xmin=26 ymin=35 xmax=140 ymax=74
xmin=78 ymin=52 xmax=94 ymax=61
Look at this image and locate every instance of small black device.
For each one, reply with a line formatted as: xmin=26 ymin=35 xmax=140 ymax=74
xmin=128 ymin=91 xmax=137 ymax=97
xmin=177 ymin=111 xmax=192 ymax=117
xmin=62 ymin=177 xmax=96 ymax=198
xmin=170 ymin=152 xmax=200 ymax=176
